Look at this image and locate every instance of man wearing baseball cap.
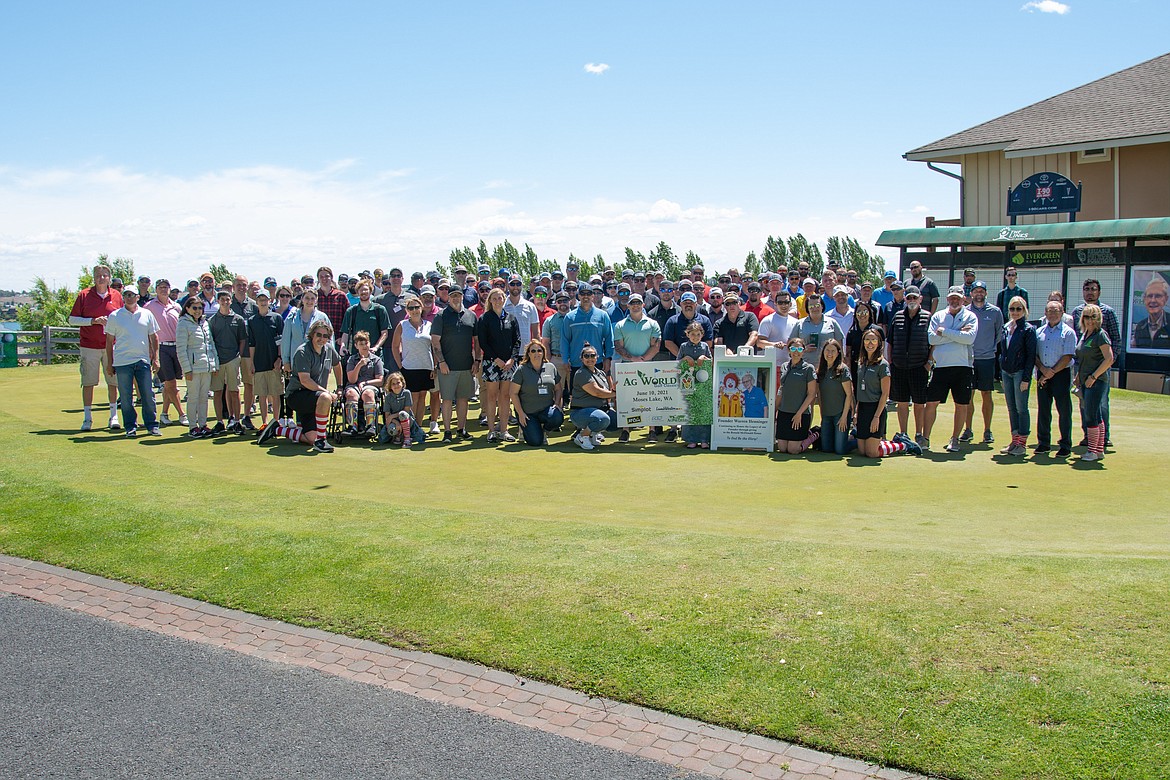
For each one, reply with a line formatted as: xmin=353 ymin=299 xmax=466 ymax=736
xmin=923 ymin=285 xmax=979 ymax=454
xmin=888 ymin=285 xmax=932 ymax=446
xmin=872 ymin=270 xmax=898 ymax=310
xmin=963 ymin=280 xmax=1003 ymax=444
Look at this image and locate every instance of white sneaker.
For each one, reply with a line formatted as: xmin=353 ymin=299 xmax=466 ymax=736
xmin=1081 ymin=451 xmax=1100 ymax=462
xmin=109 ymin=417 xmax=122 ymax=430
xmin=160 ymin=414 xmax=172 ymax=426
xmin=81 ymin=419 xmax=92 ymax=432
xmin=179 ymin=414 xmax=190 ymax=426
xmin=590 ymin=432 xmax=605 ymax=445
xmin=429 ymin=421 xmax=440 ymax=435
xmin=574 ymin=433 xmax=594 ymax=450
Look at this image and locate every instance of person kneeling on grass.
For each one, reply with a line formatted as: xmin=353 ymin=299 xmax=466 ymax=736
xmin=344 ymin=330 xmax=384 ymax=436
xmin=509 ymin=340 xmax=564 ymax=446
xmin=569 ymin=345 xmax=617 ymax=450
xmin=853 ymin=328 xmax=921 ymax=459
xmin=257 ymin=320 xmax=343 ymax=453
xmin=775 ymin=337 xmax=820 ymax=455
xmin=380 ymin=371 xmax=425 ymax=447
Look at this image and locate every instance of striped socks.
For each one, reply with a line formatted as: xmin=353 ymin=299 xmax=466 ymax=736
xmin=1087 ymin=423 xmax=1105 ymax=454
xmin=878 ymin=440 xmax=907 ymax=456
xmin=278 ymin=424 xmax=302 ymax=442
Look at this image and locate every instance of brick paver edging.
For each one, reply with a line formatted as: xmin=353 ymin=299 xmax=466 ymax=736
xmin=1 ymin=555 xmax=930 ymax=780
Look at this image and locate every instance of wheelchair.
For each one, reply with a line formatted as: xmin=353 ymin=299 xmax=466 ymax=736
xmin=326 ymin=386 xmax=386 ymax=445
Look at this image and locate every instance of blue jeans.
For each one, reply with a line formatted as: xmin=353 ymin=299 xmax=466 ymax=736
xmin=1081 ymin=380 xmax=1109 ymax=438
xmin=819 ymin=413 xmax=855 ymax=454
xmin=681 ymin=424 xmax=710 ymax=444
xmin=1002 ymin=369 xmax=1031 ymax=436
xmin=115 ymin=360 xmax=157 ymax=431
xmin=1079 ymin=378 xmax=1108 ymax=428
xmin=520 ymin=406 xmax=565 ymax=446
xmin=570 ymin=407 xmax=617 ymax=433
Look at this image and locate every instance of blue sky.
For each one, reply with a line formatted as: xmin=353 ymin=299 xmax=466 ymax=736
xmin=2 ymin=1 xmax=1167 ymax=288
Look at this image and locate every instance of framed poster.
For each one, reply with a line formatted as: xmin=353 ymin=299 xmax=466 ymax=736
xmin=1127 ymin=267 xmax=1170 ymax=355
xmin=615 ymin=361 xmax=687 ymax=426
xmin=710 ymin=349 xmax=776 ymax=452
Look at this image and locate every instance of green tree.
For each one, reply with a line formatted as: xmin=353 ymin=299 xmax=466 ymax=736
xmin=825 ymin=236 xmax=887 ymax=283
xmin=16 ymin=277 xmax=79 ymax=363
xmin=762 ymin=235 xmax=788 ymax=270
xmin=786 ymin=234 xmax=824 ymax=277
xmin=207 ymin=263 xmax=235 ymax=284
xmin=648 ymin=242 xmax=687 ymax=280
xmin=743 ymin=250 xmax=764 ymax=278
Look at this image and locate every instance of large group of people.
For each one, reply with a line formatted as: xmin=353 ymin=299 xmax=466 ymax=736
xmin=69 ymin=259 xmax=1120 ymax=462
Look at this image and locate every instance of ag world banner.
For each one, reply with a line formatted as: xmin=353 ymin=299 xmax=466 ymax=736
xmin=615 ymin=361 xmax=687 ymax=426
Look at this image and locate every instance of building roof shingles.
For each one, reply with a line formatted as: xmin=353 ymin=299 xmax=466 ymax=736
xmin=907 ymin=52 xmax=1170 ymax=158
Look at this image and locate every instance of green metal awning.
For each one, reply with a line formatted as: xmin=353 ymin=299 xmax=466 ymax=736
xmin=876 ymin=217 xmax=1170 ymax=248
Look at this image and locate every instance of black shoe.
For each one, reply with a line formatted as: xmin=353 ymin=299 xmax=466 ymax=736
xmin=664 ymin=429 xmax=677 ymax=443
xmin=459 ymin=429 xmax=472 ymax=440
xmin=256 ymin=419 xmax=279 ymax=445
xmin=477 ymin=415 xmax=487 ymax=427
xmin=210 ymin=422 xmax=226 ymax=435
xmin=442 ymin=431 xmax=454 ymax=443
xmin=1077 ymin=437 xmax=1088 ymax=447
xmin=240 ymin=416 xmax=256 ymax=431
xmin=312 ymin=438 xmax=334 ymax=453
xmin=1055 ymin=446 xmax=1072 ymax=457
xmin=1105 ymin=439 xmax=1113 ymax=448
xmin=618 ymin=430 xmax=630 ymax=443
xmin=1033 ymin=444 xmax=1050 ymax=453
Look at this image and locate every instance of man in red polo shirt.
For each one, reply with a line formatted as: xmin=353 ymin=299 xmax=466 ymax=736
xmin=68 ymin=263 xmax=123 ymax=430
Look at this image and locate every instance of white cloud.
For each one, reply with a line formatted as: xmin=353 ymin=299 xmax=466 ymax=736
xmin=851 ymin=209 xmax=883 ymax=219
xmin=862 ymin=200 xmax=889 ymax=206
xmin=584 ymin=63 xmax=610 ymax=75
xmin=1021 ymin=1 xmax=1070 ymax=14
xmin=0 ymin=162 xmax=894 ymax=288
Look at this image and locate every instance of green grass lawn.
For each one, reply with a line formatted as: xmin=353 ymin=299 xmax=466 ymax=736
xmin=2 ymin=364 xmax=1168 ymax=779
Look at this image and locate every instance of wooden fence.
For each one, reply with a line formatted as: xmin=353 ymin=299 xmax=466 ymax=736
xmin=4 ymin=326 xmax=82 ymax=365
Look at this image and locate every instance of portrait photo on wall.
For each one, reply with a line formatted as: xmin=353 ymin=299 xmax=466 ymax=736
xmin=716 ymin=366 xmax=770 ymax=419
xmin=1128 ymin=267 xmax=1170 ymax=354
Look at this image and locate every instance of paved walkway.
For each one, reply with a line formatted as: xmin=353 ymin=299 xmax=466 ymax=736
xmin=1 ymin=555 xmax=929 ymax=780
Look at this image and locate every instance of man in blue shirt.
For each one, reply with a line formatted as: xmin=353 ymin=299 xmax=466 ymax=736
xmin=561 ymin=285 xmax=615 ymax=375
xmin=663 ymin=292 xmax=713 ymax=358
xmin=1034 ymin=300 xmax=1077 ymax=457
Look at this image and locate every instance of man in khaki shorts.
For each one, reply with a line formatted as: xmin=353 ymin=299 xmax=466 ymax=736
xmin=68 ymin=263 xmax=123 ymax=430
xmin=247 ymin=289 xmax=285 ymax=428
xmin=209 ymin=290 xmax=247 ymax=434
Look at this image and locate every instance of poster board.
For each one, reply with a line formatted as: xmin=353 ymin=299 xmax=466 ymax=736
xmin=615 ymin=361 xmax=687 ymax=426
xmin=1127 ymin=267 xmax=1170 ymax=355
xmin=710 ymin=349 xmax=776 ymax=452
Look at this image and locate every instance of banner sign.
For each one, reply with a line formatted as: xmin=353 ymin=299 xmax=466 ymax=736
xmin=1007 ymin=172 xmax=1081 ymax=217
xmin=710 ymin=350 xmax=776 ymax=452
xmin=615 ymin=361 xmax=687 ymax=426
xmin=1010 ymin=250 xmax=1063 ymax=266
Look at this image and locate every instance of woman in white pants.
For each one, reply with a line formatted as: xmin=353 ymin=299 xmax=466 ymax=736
xmin=175 ymin=296 xmax=220 ymax=438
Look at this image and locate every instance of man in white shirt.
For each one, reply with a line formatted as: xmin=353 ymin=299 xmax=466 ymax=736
xmin=104 ymin=287 xmax=161 ymax=436
xmin=504 ymin=276 xmax=540 ymax=348
xmin=826 ymin=285 xmax=855 ymax=334
xmin=755 ymin=290 xmax=799 ymax=385
xmin=923 ymin=286 xmax=978 ymax=453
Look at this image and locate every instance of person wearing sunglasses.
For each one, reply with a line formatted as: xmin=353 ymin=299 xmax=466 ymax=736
xmin=176 ymin=294 xmax=219 ymax=438
xmin=963 ymin=280 xmax=1004 ymax=446
xmin=510 ymin=342 xmax=564 ymax=446
xmin=541 ymin=292 xmax=573 ymax=408
xmin=998 ymin=296 xmax=1037 ymax=456
xmin=391 ymin=296 xmax=437 ymax=433
xmin=504 ymin=276 xmax=540 ymax=349
xmin=569 ymin=347 xmax=617 ymax=450
xmin=262 ymin=320 xmax=343 ymax=452
xmin=775 ymin=337 xmax=820 ymax=455
xmin=476 ymin=288 xmax=521 ymax=442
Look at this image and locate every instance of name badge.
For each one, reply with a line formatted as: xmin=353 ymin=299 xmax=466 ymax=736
xmin=538 ymin=386 xmax=549 ymax=395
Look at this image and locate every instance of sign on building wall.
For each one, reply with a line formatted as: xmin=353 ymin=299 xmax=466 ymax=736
xmin=1007 ymin=172 xmax=1081 ymax=220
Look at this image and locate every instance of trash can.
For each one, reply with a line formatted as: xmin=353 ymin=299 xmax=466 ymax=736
xmin=0 ymin=331 xmax=17 ymax=368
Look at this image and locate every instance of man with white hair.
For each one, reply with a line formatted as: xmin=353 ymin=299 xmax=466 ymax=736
xmin=1130 ymin=275 xmax=1170 ymax=350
